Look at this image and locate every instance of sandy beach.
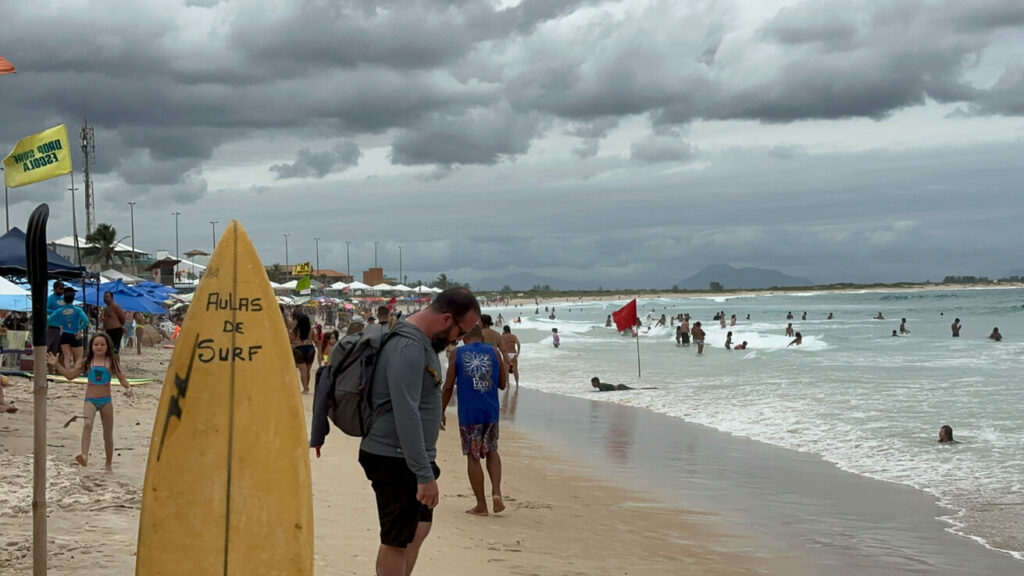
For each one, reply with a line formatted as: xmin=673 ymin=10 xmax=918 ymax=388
xmin=0 ymin=345 xmax=782 ymax=575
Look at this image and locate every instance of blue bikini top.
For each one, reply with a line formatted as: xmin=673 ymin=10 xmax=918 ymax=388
xmin=88 ymin=365 xmax=112 ymax=386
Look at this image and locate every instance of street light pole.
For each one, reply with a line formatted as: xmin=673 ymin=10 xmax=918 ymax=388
xmin=313 ymin=236 xmax=320 ymax=279
xmin=1 ymin=166 xmax=8 ymax=232
xmin=283 ymin=233 xmax=290 ymax=268
xmin=128 ymin=202 xmax=136 ymax=274
xmin=373 ymin=241 xmax=379 ymax=269
xmin=210 ymin=220 xmax=218 ymax=253
xmin=172 ymin=212 xmax=181 ymax=258
xmin=345 ymin=241 xmax=351 ymax=276
xmin=399 ymin=245 xmax=403 ymax=285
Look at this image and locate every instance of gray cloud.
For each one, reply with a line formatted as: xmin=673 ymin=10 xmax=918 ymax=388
xmin=630 ymin=137 xmax=694 ymax=163
xmin=2 ymin=0 xmax=1024 ymax=287
xmin=391 ymin=106 xmax=542 ymax=166
xmin=270 ymin=141 xmax=362 ymax=179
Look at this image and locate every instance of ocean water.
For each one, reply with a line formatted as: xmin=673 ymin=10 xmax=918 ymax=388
xmin=485 ymin=287 xmax=1024 ymax=562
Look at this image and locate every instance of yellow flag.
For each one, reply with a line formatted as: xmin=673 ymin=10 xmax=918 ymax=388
xmin=2 ymin=124 xmax=73 ymax=188
xmin=293 ymin=261 xmax=312 ymax=276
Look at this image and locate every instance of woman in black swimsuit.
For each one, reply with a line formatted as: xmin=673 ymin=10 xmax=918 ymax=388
xmin=291 ymin=312 xmax=316 ymax=393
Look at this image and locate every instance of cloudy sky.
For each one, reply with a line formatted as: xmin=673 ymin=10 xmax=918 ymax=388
xmin=2 ymin=0 xmax=1024 ymax=289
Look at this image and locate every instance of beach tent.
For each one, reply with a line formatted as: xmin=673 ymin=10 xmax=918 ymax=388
xmin=72 ymin=279 xmax=167 ymax=314
xmin=0 ymin=227 xmax=85 ymax=280
xmin=371 ymin=283 xmax=393 ymax=291
xmin=0 ymin=276 xmax=31 ymax=311
xmin=279 ymin=280 xmax=298 ymax=290
xmin=347 ymin=281 xmax=370 ymax=291
xmin=330 ymin=281 xmax=349 ymax=290
xmin=414 ymin=285 xmax=433 ymax=294
xmin=392 ymin=284 xmax=414 ymax=292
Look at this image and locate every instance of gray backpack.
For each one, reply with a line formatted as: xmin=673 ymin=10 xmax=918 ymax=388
xmin=322 ymin=318 xmax=400 ymax=438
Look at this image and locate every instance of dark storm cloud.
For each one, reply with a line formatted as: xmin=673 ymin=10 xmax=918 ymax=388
xmin=270 ymin=141 xmax=362 ymax=179
xmin=390 ymin=106 xmax=542 ymax=166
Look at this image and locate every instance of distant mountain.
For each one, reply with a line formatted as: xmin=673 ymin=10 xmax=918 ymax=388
xmin=677 ymin=264 xmax=812 ymax=290
xmin=475 ymin=272 xmax=585 ymax=291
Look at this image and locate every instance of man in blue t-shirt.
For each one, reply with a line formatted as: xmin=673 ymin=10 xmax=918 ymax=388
xmin=46 ymin=280 xmax=66 ymax=354
xmin=442 ymin=324 xmax=507 ymax=516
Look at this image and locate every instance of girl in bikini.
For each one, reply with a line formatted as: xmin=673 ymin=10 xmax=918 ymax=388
xmin=47 ymin=333 xmax=134 ymax=472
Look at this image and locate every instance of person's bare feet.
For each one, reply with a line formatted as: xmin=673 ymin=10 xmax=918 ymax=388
xmin=466 ymin=505 xmax=488 ymax=516
xmin=75 ymin=454 xmax=87 ymax=467
xmin=1 ymin=403 xmax=16 ymax=413
xmin=492 ymin=495 xmax=505 ymax=514
xmin=104 ymin=463 xmax=113 ymax=473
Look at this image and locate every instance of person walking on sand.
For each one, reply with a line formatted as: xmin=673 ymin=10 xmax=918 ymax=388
xmin=691 ymin=321 xmax=706 ymax=355
xmin=100 ymin=291 xmax=127 ymax=355
xmin=442 ymin=325 xmax=507 ymax=516
xmin=291 ymin=312 xmax=316 ymax=394
xmin=952 ymin=318 xmax=962 ymax=337
xmin=47 ymin=333 xmax=133 ymax=471
xmin=359 ymin=287 xmax=480 ymax=576
xmin=49 ymin=289 xmax=90 ymax=372
xmin=499 ymin=325 xmax=521 ymax=385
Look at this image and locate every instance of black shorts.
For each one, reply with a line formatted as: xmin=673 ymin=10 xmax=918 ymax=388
xmin=47 ymin=326 xmax=62 ymax=354
xmin=358 ymin=450 xmax=440 ymax=548
xmin=106 ymin=328 xmax=123 ymax=354
xmin=59 ymin=332 xmax=82 ymax=348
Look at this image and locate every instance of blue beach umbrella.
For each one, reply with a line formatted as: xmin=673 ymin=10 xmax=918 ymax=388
xmin=71 ymin=279 xmax=167 ymax=314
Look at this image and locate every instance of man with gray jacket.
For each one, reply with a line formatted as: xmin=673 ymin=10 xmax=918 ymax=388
xmin=359 ymin=287 xmax=481 ymax=576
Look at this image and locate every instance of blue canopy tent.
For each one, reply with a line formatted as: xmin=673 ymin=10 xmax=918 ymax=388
xmin=0 ymin=227 xmax=85 ymax=280
xmin=71 ymin=279 xmax=167 ymax=314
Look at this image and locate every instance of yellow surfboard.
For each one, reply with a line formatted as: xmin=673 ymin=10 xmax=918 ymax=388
xmin=136 ymin=221 xmax=312 ymax=575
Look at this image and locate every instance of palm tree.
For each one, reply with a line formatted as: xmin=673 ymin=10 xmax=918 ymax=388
xmin=433 ymin=273 xmax=448 ymax=289
xmin=83 ymin=223 xmax=128 ymax=268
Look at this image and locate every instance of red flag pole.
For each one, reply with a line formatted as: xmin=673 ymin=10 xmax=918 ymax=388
xmin=635 ymin=314 xmax=641 ymax=379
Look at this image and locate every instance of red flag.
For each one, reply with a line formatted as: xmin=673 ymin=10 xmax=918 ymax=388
xmin=0 ymin=55 xmax=16 ymax=75
xmin=386 ymin=296 xmax=397 ymax=310
xmin=611 ymin=299 xmax=638 ymax=332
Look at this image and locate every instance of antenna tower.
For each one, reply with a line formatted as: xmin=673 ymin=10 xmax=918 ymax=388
xmin=80 ymin=118 xmax=96 ymax=235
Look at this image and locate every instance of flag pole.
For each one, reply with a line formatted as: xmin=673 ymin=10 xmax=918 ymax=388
xmin=635 ymin=317 xmax=641 ymax=378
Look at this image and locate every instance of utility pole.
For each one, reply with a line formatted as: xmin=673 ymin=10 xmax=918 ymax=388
xmin=399 ymin=245 xmax=403 ymax=285
xmin=373 ymin=241 xmax=379 ymax=268
xmin=80 ymin=118 xmax=96 ymax=235
xmin=128 ymin=202 xmax=136 ymax=274
xmin=283 ymin=233 xmax=290 ymax=268
xmin=210 ymin=220 xmax=218 ymax=253
xmin=345 ymin=241 xmax=351 ymax=276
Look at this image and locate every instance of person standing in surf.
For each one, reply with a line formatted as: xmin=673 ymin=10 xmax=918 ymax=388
xmin=359 ymin=287 xmax=481 ymax=576
xmin=47 ymin=333 xmax=134 ymax=472
xmin=499 ymin=325 xmax=521 ymax=386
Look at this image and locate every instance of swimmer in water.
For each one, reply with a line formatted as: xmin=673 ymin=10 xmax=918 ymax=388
xmin=938 ymin=425 xmax=959 ymax=444
xmin=787 ymin=332 xmax=802 ymax=347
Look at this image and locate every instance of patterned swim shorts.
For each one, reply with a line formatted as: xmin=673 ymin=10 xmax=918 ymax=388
xmin=459 ymin=422 xmax=499 ymax=459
